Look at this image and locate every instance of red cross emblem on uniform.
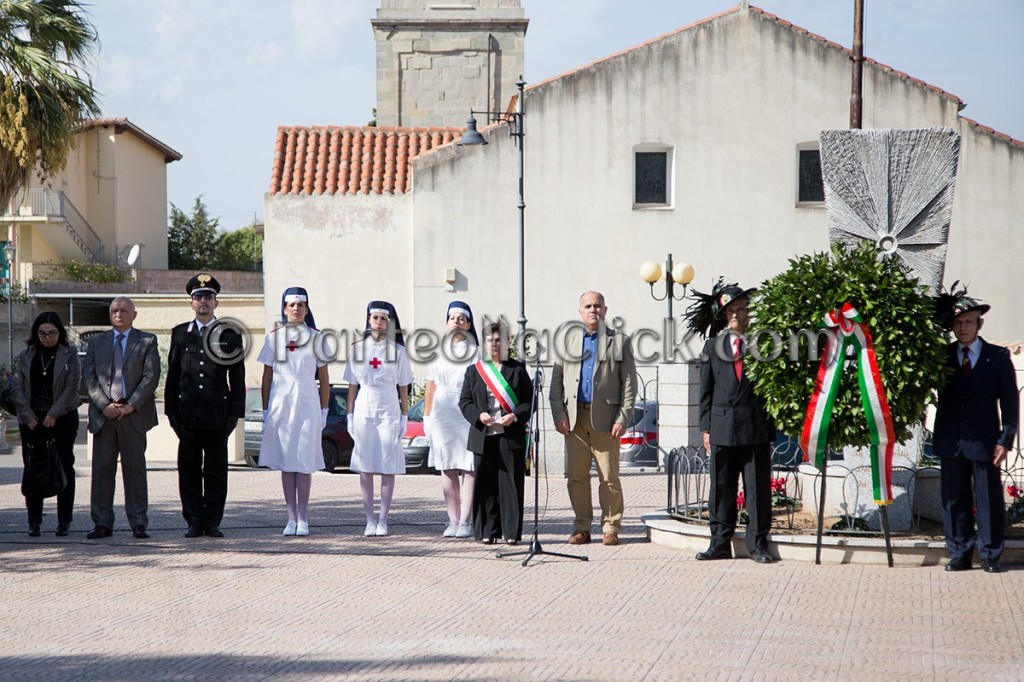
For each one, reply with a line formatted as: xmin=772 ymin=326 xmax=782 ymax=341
xmin=369 ymin=357 xmax=382 ymax=369
xmin=287 ymin=340 xmax=299 ymax=352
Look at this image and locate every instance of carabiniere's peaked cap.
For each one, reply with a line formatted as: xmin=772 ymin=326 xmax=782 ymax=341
xmin=713 ymin=285 xmax=757 ymax=318
xmin=186 ymin=273 xmax=221 ymax=296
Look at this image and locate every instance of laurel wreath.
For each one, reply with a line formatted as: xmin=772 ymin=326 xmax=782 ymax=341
xmin=746 ymin=242 xmax=948 ymax=448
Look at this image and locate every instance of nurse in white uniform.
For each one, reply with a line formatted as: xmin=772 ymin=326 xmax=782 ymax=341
xmin=257 ymin=287 xmax=330 ymax=537
xmin=344 ymin=301 xmax=413 ymax=537
xmin=424 ymin=301 xmax=479 ymax=538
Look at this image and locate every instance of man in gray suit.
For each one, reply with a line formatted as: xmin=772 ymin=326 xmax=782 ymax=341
xmin=550 ymin=291 xmax=636 ymax=546
xmin=81 ymin=296 xmax=161 ymax=539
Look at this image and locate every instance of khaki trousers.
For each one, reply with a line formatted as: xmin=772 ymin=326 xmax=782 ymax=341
xmin=565 ymin=403 xmax=623 ymax=534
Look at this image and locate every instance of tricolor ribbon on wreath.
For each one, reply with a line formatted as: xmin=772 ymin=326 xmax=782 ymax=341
xmin=799 ymin=302 xmax=895 ymax=505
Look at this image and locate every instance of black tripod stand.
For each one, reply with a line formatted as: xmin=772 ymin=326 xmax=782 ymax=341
xmin=497 ymin=364 xmax=588 ymax=566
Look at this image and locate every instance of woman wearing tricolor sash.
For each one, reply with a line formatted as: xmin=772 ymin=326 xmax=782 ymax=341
xmin=424 ymin=301 xmax=480 ymax=539
xmin=345 ymin=301 xmax=413 ymax=538
xmin=458 ymin=322 xmax=533 ymax=545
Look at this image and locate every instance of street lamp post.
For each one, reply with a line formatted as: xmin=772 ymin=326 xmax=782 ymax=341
xmin=639 ymin=253 xmax=694 ymax=357
xmin=457 ymin=76 xmax=527 ymax=358
xmin=4 ymin=241 xmax=15 ymax=367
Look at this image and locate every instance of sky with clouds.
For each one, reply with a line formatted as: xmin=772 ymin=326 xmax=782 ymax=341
xmin=85 ymin=0 xmax=1023 ymax=231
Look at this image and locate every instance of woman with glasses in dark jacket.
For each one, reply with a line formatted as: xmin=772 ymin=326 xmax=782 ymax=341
xmin=12 ymin=312 xmax=82 ymax=536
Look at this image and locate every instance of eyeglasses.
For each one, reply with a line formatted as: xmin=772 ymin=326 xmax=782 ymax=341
xmin=191 ymin=292 xmax=215 ymax=301
xmin=37 ymin=330 xmax=58 ymax=338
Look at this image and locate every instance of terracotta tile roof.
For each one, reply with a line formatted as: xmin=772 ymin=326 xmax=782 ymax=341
xmin=269 ymin=125 xmax=462 ymax=196
xmin=78 ymin=117 xmax=182 ymax=163
xmin=961 ymin=116 xmax=1024 ymax=150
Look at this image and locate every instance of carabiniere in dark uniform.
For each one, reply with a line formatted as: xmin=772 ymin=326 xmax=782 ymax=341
xmin=164 ymin=273 xmax=246 ymax=538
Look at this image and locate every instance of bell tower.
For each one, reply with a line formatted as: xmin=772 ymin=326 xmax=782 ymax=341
xmin=372 ymin=0 xmax=528 ymax=128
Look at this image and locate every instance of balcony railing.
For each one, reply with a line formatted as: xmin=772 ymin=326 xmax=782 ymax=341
xmin=4 ymin=188 xmax=104 ymax=261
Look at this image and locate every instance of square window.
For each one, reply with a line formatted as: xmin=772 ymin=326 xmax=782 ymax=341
xmin=798 ymin=149 xmax=824 ymax=203
xmin=635 ymin=151 xmax=668 ymax=205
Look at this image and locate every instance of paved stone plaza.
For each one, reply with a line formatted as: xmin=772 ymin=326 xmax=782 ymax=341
xmin=2 ymin=454 xmax=1023 ymax=681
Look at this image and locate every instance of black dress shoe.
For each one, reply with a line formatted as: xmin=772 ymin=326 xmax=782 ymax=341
xmin=945 ymin=555 xmax=972 ymax=572
xmin=695 ymin=545 xmax=732 ymax=561
xmin=87 ymin=525 xmax=112 ymax=539
xmin=133 ymin=526 xmax=150 ymax=539
xmin=981 ymin=560 xmax=1002 ymax=573
xmin=204 ymin=526 xmax=224 ymax=538
xmin=55 ymin=523 xmax=70 ymax=537
xmin=750 ymin=549 xmax=775 ymax=564
xmin=184 ymin=525 xmax=203 ymax=538
xmin=28 ymin=524 xmax=41 ymax=537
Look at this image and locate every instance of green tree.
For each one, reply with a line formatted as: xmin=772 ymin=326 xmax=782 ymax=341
xmin=168 ymin=196 xmax=219 ymax=270
xmin=212 ymin=223 xmax=263 ymax=271
xmin=0 ymin=0 xmax=100 ymax=206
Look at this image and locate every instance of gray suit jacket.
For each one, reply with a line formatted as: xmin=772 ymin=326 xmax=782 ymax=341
xmin=550 ymin=323 xmax=636 ymax=432
xmin=12 ymin=344 xmax=82 ymax=425
xmin=81 ymin=328 xmax=160 ymax=435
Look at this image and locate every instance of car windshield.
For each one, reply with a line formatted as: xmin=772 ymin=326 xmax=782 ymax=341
xmin=328 ymin=389 xmax=348 ymax=417
xmin=245 ymin=388 xmax=262 ymax=413
xmin=408 ymin=399 xmax=424 ymax=421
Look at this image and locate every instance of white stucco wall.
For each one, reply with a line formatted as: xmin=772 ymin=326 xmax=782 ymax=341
xmin=410 ymin=6 xmax=1022 ymax=348
xmin=262 ymin=193 xmax=414 ymax=384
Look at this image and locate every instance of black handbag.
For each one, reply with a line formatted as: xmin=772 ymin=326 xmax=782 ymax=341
xmin=21 ymin=434 xmax=67 ymax=499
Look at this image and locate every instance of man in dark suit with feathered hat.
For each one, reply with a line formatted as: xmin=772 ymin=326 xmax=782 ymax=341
xmin=934 ymin=288 xmax=1018 ymax=573
xmin=687 ymin=279 xmax=775 ymax=564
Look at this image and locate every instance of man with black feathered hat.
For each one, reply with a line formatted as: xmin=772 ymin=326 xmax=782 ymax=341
xmin=164 ymin=273 xmax=246 ymax=538
xmin=686 ymin=279 xmax=775 ymax=564
xmin=933 ymin=285 xmax=1018 ymax=573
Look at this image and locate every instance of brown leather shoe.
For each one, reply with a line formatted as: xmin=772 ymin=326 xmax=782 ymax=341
xmin=602 ymin=533 xmax=620 ymax=546
xmin=567 ymin=530 xmax=591 ymax=545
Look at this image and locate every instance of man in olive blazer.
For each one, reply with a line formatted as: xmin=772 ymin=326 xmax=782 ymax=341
xmin=81 ymin=296 xmax=161 ymax=539
xmin=550 ymin=291 xmax=636 ymax=546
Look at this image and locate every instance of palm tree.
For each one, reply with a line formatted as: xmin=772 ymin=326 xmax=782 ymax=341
xmin=0 ymin=0 xmax=100 ymax=208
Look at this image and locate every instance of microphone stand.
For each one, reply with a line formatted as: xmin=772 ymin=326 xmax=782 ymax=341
xmin=497 ymin=362 xmax=588 ymax=566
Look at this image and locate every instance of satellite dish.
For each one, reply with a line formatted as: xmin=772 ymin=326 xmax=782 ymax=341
xmin=125 ymin=244 xmax=141 ymax=266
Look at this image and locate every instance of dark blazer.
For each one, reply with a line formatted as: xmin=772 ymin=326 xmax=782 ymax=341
xmin=459 ymin=359 xmax=534 ymax=454
xmin=699 ymin=335 xmax=774 ymax=447
xmin=164 ymin=320 xmax=246 ymax=430
xmin=11 ymin=344 xmax=82 ymax=425
xmin=81 ymin=328 xmax=160 ymax=435
xmin=933 ymin=338 xmax=1019 ymax=462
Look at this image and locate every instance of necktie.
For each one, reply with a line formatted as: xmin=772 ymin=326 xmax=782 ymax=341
xmin=961 ymin=346 xmax=971 ymax=379
xmin=733 ymin=336 xmax=743 ymax=382
xmin=111 ymin=333 xmax=126 ymax=401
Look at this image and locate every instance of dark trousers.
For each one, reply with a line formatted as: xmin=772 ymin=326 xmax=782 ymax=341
xmin=940 ymin=451 xmax=1004 ymax=561
xmin=709 ymin=442 xmax=772 ymax=553
xmin=177 ymin=427 xmax=230 ymax=528
xmin=20 ymin=412 xmax=78 ymax=526
xmin=473 ymin=435 xmax=525 ymax=542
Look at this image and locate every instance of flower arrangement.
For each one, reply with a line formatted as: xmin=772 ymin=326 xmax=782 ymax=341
xmin=1007 ymin=485 xmax=1024 ymax=524
xmin=770 ymin=477 xmax=799 ymax=509
xmin=747 ymin=242 xmax=948 ymax=449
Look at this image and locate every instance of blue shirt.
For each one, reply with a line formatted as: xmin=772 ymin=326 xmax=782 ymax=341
xmin=112 ymin=328 xmax=132 ymax=398
xmin=577 ymin=330 xmax=598 ymax=403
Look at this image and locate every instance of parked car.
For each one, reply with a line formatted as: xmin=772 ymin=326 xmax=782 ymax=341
xmin=243 ymin=385 xmax=354 ymax=472
xmin=619 ymin=399 xmax=658 ymax=469
xmin=402 ymin=398 xmax=435 ymax=473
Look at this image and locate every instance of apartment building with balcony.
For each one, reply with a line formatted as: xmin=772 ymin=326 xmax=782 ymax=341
xmin=2 ymin=117 xmax=181 ymax=283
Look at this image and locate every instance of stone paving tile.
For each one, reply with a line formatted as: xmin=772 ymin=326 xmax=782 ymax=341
xmin=2 ymin=462 xmax=1024 ymax=680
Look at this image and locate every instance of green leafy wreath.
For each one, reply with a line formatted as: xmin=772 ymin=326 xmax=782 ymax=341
xmin=747 ymin=242 xmax=948 ymax=449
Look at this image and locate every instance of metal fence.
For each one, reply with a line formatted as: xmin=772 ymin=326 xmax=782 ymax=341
xmin=666 ymin=420 xmax=1024 ymax=539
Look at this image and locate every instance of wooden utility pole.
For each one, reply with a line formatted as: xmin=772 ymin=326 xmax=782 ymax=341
xmin=850 ymin=0 xmax=865 ymax=128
